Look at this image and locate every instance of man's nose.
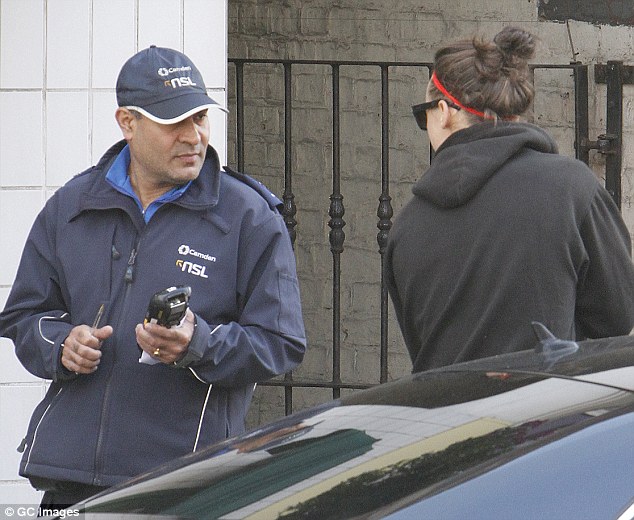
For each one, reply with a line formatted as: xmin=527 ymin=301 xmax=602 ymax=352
xmin=178 ymin=118 xmax=202 ymax=144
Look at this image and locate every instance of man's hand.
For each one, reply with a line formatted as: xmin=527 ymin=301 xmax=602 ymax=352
xmin=136 ymin=308 xmax=195 ymax=364
xmin=61 ymin=325 xmax=113 ymax=374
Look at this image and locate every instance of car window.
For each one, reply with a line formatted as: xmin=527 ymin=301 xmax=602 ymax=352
xmin=381 ymin=410 xmax=634 ymax=520
xmin=78 ymin=375 xmax=634 ymax=519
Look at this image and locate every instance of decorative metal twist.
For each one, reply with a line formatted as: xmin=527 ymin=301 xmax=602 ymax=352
xmin=328 ymin=194 xmax=345 ymax=254
xmin=283 ymin=193 xmax=298 ymax=245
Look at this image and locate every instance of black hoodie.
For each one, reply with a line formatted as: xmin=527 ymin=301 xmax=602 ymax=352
xmin=386 ymin=122 xmax=634 ymax=372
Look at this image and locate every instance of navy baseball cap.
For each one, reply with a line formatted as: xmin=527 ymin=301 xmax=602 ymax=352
xmin=116 ymin=45 xmax=226 ymax=124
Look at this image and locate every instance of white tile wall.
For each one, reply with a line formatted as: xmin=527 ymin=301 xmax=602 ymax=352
xmin=208 ymin=90 xmax=228 ymax=164
xmin=0 ymin=92 xmax=44 ymax=186
xmin=0 ymin=336 xmax=39 ymax=384
xmin=92 ymin=0 xmax=136 ymax=89
xmin=0 ymin=0 xmax=44 ymax=88
xmin=0 ymin=482 xmax=42 ymax=506
xmin=0 ymin=190 xmax=44 ymax=286
xmin=0 ymin=0 xmax=227 ymax=503
xmin=138 ymin=0 xmax=182 ymax=50
xmin=185 ymin=0 xmax=228 ymax=90
xmin=0 ymin=285 xmax=39 ymax=385
xmin=92 ymin=90 xmax=126 ymax=159
xmin=46 ymin=0 xmax=91 ymax=89
xmin=0 ymin=384 xmax=46 ymax=481
xmin=46 ymin=91 xmax=90 ymax=186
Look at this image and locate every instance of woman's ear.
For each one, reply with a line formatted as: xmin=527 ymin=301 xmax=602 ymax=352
xmin=437 ymin=100 xmax=455 ymax=129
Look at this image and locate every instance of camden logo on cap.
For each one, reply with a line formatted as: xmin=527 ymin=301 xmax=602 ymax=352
xmin=158 ymin=66 xmax=193 ymax=77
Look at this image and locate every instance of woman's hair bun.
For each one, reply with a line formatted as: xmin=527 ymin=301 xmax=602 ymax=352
xmin=431 ymin=25 xmax=537 ymax=118
xmin=493 ymin=26 xmax=536 ymax=62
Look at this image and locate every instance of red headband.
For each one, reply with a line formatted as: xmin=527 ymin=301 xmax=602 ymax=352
xmin=431 ymin=71 xmax=490 ymax=119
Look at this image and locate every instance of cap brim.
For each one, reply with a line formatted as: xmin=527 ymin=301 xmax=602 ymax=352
xmin=125 ymin=93 xmax=228 ymax=124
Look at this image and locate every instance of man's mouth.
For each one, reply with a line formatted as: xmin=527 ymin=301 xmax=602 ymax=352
xmin=176 ymin=152 xmax=200 ymax=163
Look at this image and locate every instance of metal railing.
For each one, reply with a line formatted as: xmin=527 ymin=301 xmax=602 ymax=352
xmin=227 ymin=58 xmax=604 ymax=415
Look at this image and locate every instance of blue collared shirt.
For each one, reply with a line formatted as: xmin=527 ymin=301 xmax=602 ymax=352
xmin=105 ymin=145 xmax=191 ymax=222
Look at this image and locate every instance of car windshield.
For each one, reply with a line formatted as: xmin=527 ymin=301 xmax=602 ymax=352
xmin=77 ymin=369 xmax=634 ymax=519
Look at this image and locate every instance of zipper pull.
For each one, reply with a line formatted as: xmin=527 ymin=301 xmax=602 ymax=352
xmin=125 ymin=248 xmax=137 ymax=283
xmin=17 ymin=437 xmax=27 ymax=453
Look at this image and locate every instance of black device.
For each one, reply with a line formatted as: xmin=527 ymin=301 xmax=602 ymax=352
xmin=144 ymin=286 xmax=192 ymax=328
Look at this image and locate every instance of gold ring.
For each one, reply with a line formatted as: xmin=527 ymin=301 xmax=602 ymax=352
xmin=153 ymin=348 xmax=161 ymax=357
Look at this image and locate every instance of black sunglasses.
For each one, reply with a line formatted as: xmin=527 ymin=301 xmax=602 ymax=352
xmin=412 ymin=99 xmax=461 ymax=130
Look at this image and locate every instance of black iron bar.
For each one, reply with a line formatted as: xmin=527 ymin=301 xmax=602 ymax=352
xmin=605 ymin=61 xmax=623 ymax=209
xmin=571 ymin=63 xmax=590 ymax=164
xmin=283 ymin=62 xmax=296 ymax=416
xmin=260 ymin=379 xmax=373 ymax=390
xmin=328 ymin=64 xmax=345 ymax=400
xmin=283 ymin=62 xmax=298 ymax=246
xmin=377 ymin=65 xmax=392 ymax=384
xmin=234 ymin=61 xmax=245 ymax=172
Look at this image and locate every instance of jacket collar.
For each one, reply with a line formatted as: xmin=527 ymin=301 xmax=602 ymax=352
xmin=77 ymin=140 xmax=222 ymax=216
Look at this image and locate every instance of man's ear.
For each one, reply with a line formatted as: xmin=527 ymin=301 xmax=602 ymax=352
xmin=115 ymin=108 xmax=136 ymax=139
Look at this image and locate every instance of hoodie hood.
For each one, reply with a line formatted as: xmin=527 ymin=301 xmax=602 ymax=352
xmin=413 ymin=122 xmax=559 ymax=208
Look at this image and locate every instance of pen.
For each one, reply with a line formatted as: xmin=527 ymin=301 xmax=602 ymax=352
xmin=91 ymin=304 xmax=105 ymax=333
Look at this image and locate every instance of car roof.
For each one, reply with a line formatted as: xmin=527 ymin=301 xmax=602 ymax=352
xmin=344 ymin=328 xmax=634 ymax=409
xmin=74 ymin=331 xmax=634 ymax=519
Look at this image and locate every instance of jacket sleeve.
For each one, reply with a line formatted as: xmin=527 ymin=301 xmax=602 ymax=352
xmin=0 ymin=201 xmax=75 ymax=381
xmin=575 ymin=186 xmax=634 ymax=338
xmin=183 ymin=212 xmax=306 ymax=386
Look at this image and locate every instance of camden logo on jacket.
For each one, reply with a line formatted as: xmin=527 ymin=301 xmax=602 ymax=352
xmin=176 ymin=244 xmax=216 ymax=279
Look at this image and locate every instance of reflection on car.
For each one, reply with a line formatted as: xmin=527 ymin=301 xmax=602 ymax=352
xmin=59 ymin=325 xmax=634 ymax=519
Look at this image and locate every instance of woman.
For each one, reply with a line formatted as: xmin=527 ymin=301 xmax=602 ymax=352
xmin=386 ymin=26 xmax=634 ymax=372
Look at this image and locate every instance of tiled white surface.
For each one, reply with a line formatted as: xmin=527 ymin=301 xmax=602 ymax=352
xmin=0 ymin=383 xmax=46 ymax=481
xmin=0 ymin=0 xmax=227 ymax=498
xmin=46 ymin=91 xmax=91 ymax=186
xmin=92 ymin=0 xmax=136 ymax=89
xmin=208 ymin=90 xmax=229 ymax=165
xmin=0 ymin=337 xmax=40 ymax=384
xmin=46 ymin=0 xmax=91 ymax=89
xmin=185 ymin=0 xmax=227 ymax=89
xmin=0 ymin=0 xmax=44 ymax=88
xmin=0 ymin=190 xmax=44 ymax=286
xmin=0 ymin=481 xmax=42 ymax=506
xmin=0 ymin=286 xmax=38 ymax=386
xmin=0 ymin=92 xmax=44 ymax=187
xmin=138 ymin=0 xmax=182 ymax=50
xmin=92 ymin=90 xmax=125 ymax=161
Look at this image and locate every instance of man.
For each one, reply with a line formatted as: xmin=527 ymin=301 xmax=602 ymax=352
xmin=0 ymin=46 xmax=306 ymax=507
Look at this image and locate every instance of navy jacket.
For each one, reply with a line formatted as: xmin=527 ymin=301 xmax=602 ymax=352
xmin=0 ymin=141 xmax=306 ymax=487
xmin=386 ymin=122 xmax=634 ymax=372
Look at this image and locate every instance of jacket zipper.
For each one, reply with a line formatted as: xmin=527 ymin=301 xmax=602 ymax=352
xmin=93 ymin=243 xmax=139 ymax=485
xmin=125 ymin=248 xmax=137 ymax=283
xmin=23 ymin=387 xmax=64 ymax=473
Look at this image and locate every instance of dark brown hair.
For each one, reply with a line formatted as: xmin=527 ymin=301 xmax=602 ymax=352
xmin=430 ymin=26 xmax=537 ymax=122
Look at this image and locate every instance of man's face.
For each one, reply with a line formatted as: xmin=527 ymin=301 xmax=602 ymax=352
xmin=125 ymin=110 xmax=210 ymax=189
